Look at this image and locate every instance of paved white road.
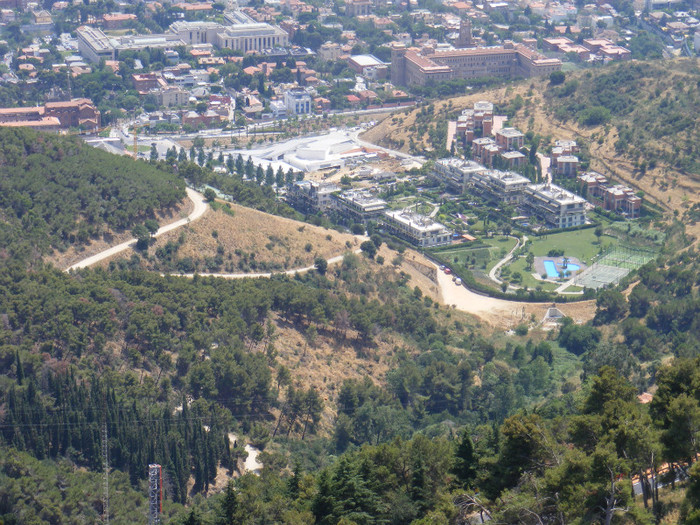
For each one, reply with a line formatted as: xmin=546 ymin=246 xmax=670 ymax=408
xmin=66 ymin=188 xmax=208 ymax=271
xmin=435 ymin=263 xmax=521 ymax=315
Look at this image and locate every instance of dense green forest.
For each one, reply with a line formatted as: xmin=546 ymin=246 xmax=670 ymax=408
xmin=1 ymin=239 xmax=700 ymax=523
xmin=0 ymin=127 xmax=185 ymax=263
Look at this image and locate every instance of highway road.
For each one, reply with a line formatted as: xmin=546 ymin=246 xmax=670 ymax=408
xmin=66 ymin=188 xmax=208 ymax=271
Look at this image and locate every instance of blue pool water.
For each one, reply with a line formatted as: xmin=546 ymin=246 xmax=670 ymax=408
xmin=543 ymin=260 xmax=580 ymax=278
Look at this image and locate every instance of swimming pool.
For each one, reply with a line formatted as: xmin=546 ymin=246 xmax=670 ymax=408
xmin=543 ymin=260 xmax=580 ymax=278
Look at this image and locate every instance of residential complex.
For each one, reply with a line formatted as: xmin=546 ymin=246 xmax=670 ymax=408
xmin=456 ymin=101 xmax=494 ymax=141
xmin=331 ymin=190 xmax=388 ymax=225
xmin=523 ymin=183 xmax=587 ymax=229
xmin=469 ymin=169 xmax=531 ymax=205
xmin=286 ymin=180 xmax=340 ymax=214
xmin=383 ymin=209 xmax=452 ymax=247
xmin=432 ymin=158 xmax=486 ymax=192
xmin=577 ymin=172 xmax=641 ymax=218
xmin=433 ymin=158 xmax=589 ymax=229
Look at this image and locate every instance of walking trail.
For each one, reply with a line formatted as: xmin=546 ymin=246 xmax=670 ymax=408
xmin=66 ymin=188 xmax=208 ymax=271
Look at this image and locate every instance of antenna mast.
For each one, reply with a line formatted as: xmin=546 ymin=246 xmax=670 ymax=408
xmin=148 ymin=464 xmax=163 ymax=525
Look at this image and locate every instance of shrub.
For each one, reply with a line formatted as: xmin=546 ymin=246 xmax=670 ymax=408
xmin=549 ymin=71 xmax=565 ymax=85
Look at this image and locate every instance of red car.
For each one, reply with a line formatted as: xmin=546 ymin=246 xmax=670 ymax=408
xmin=444 ymin=268 xmax=452 ymax=275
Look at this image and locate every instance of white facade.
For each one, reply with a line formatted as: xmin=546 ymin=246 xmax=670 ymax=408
xmin=383 ymin=209 xmax=451 ymax=247
xmin=284 ymin=89 xmax=312 ymax=115
xmin=524 ymin=183 xmax=587 ymax=229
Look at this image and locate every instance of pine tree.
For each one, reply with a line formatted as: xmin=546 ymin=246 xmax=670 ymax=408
xmin=236 ymin=153 xmax=244 ymax=175
xmin=217 ymin=481 xmax=238 ymax=525
xmin=454 ymin=429 xmax=477 ymax=488
xmin=15 ymin=350 xmax=23 ymax=385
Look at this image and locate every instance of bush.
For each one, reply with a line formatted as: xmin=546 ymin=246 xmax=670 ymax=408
xmin=515 ymin=324 xmax=529 ymax=336
xmin=549 ymin=71 xmax=565 ymax=85
xmin=577 ymin=106 xmax=611 ymax=126
xmin=350 ymin=224 xmax=365 ymax=235
xmin=204 ymin=188 xmax=217 ymax=202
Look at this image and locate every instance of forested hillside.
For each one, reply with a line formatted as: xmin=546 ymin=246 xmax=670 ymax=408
xmin=2 ymin=126 xmax=700 ymax=524
xmin=0 ymin=128 xmax=185 ymax=264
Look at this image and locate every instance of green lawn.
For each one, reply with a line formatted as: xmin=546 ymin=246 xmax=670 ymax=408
xmin=498 ymin=229 xmax=614 ymax=290
xmin=505 ymin=257 xmax=559 ymax=291
xmin=438 ymin=236 xmax=517 ymax=272
xmin=524 ymin=229 xmax=613 ymax=266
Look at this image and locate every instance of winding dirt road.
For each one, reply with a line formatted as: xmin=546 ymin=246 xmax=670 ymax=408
xmin=66 ymin=188 xmax=208 ymax=272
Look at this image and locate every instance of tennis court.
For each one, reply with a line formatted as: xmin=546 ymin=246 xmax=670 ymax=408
xmin=571 ymin=245 xmax=655 ymax=290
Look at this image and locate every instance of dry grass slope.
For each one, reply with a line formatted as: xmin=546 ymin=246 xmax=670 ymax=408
xmin=128 ymin=202 xmax=360 ymax=273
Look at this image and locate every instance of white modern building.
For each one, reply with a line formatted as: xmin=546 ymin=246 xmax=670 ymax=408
xmin=332 ymin=190 xmax=387 ymax=224
xmin=383 ymin=209 xmax=452 ymax=247
xmin=77 ymin=11 xmax=288 ymax=63
xmin=287 ymin=180 xmax=340 ymax=213
xmin=77 ymin=26 xmax=186 ymax=63
xmin=523 ymin=183 xmax=587 ymax=229
xmin=284 ymin=88 xmax=312 ymax=115
xmin=433 ymin=158 xmax=486 ymax=192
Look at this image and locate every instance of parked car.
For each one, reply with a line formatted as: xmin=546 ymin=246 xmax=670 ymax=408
xmin=444 ymin=268 xmax=452 ymax=274
xmin=455 ymin=278 xmax=462 ymax=286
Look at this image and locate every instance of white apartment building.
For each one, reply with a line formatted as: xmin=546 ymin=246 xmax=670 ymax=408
xmin=523 ymin=183 xmax=587 ymax=229
xmin=433 ymin=158 xmax=486 ymax=192
xmin=332 ymin=190 xmax=387 ymax=224
xmin=383 ymin=209 xmax=452 ymax=247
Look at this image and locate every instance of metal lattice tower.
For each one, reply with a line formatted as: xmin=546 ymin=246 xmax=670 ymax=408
xmin=101 ymin=421 xmax=109 ymax=525
xmin=148 ymin=464 xmax=162 ymax=525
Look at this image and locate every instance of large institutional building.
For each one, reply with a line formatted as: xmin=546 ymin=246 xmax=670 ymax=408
xmin=391 ymin=20 xmax=561 ymax=86
xmin=77 ymin=11 xmax=288 ymax=63
xmin=0 ymin=99 xmax=100 ymax=132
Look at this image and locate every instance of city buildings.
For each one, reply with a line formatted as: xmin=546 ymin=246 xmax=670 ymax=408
xmin=284 ymin=88 xmax=312 ymax=115
xmin=347 ymin=55 xmax=388 ymax=79
xmin=77 ymin=11 xmax=288 ymax=63
xmin=345 ymin=0 xmax=372 ymax=16
xmin=77 ymin=26 xmax=186 ymax=63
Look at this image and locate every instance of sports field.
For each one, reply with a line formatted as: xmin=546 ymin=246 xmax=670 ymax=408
xmin=571 ymin=245 xmax=656 ymax=290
